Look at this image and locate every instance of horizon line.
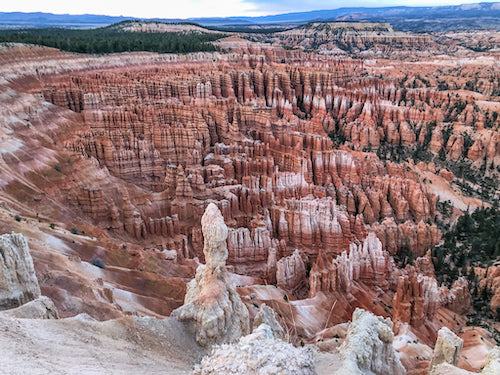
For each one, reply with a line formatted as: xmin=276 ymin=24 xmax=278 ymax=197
xmin=1 ymin=2 xmax=497 ymax=21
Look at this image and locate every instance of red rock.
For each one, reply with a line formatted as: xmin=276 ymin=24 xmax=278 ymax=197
xmin=481 ymin=266 xmax=500 ymax=313
xmin=467 ymin=139 xmax=483 ymax=161
xmin=440 ymin=277 xmax=471 ymax=315
xmin=309 ymin=232 xmax=391 ymax=297
xmin=439 ymin=169 xmax=454 ymax=182
xmin=392 ymin=267 xmax=440 ymax=328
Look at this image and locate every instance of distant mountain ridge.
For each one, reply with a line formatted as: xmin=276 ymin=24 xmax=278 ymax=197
xmin=0 ymin=2 xmax=499 ymax=31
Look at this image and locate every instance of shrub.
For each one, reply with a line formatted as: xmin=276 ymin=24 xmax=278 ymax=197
xmin=70 ymin=227 xmax=79 ymax=235
xmin=14 ymin=215 xmax=21 ymax=222
xmin=91 ymin=257 xmax=106 ymax=269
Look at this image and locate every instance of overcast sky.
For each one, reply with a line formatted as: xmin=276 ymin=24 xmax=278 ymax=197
xmin=1 ymin=0 xmax=498 ymax=19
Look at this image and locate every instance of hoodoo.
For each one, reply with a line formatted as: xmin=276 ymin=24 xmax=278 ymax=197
xmin=174 ymin=203 xmax=250 ymax=346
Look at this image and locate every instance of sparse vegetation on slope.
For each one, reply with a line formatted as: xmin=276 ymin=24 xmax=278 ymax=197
xmin=433 ymin=204 xmax=500 ymax=284
xmin=432 ymin=204 xmax=500 ymax=326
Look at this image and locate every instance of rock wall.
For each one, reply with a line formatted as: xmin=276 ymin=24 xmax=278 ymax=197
xmin=276 ymin=249 xmax=307 ymax=298
xmin=392 ymin=268 xmax=440 ymax=328
xmin=276 ymin=22 xmax=432 ymax=53
xmin=309 ymin=232 xmax=393 ymax=297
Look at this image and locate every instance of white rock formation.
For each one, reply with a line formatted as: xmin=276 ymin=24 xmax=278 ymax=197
xmin=0 ymin=233 xmax=41 ymax=310
xmin=276 ymin=249 xmax=307 ymax=294
xmin=429 ymin=363 xmax=473 ymax=375
xmin=481 ymin=346 xmax=500 ymax=375
xmin=174 ymin=203 xmax=250 ymax=346
xmin=0 ymin=296 xmax=58 ymax=319
xmin=430 ymin=346 xmax=499 ymax=375
xmin=336 ymin=308 xmax=406 ymax=375
xmin=430 ymin=327 xmax=463 ymax=369
xmin=200 ymin=203 xmax=229 ymax=269
xmin=252 ymin=303 xmax=285 ymax=340
xmin=193 ymin=304 xmax=316 ymax=375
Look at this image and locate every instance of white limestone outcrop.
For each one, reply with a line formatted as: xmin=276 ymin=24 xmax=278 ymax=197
xmin=430 ymin=346 xmax=499 ymax=375
xmin=0 ymin=233 xmax=41 ymax=310
xmin=336 ymin=308 xmax=406 ymax=375
xmin=0 ymin=296 xmax=59 ymax=319
xmin=193 ymin=304 xmax=316 ymax=374
xmin=174 ymin=203 xmax=250 ymax=346
xmin=252 ymin=303 xmax=285 ymax=340
xmin=430 ymin=327 xmax=463 ymax=369
xmin=482 ymin=346 xmax=500 ymax=375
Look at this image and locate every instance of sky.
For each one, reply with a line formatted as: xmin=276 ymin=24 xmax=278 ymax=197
xmin=0 ymin=0 xmax=498 ymax=19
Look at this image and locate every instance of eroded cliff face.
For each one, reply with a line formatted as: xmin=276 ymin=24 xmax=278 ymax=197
xmin=0 ymin=232 xmax=58 ymax=319
xmin=274 ymin=22 xmax=432 ymax=55
xmin=482 ymin=266 xmax=500 ymax=313
xmin=309 ymin=232 xmax=393 ymax=298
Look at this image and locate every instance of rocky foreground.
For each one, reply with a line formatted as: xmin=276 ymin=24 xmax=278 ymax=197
xmin=0 ymin=28 xmax=499 ymax=374
xmin=0 ymin=204 xmax=499 ymax=374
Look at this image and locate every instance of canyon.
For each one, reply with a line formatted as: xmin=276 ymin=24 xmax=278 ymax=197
xmin=0 ymin=20 xmax=499 ymax=374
